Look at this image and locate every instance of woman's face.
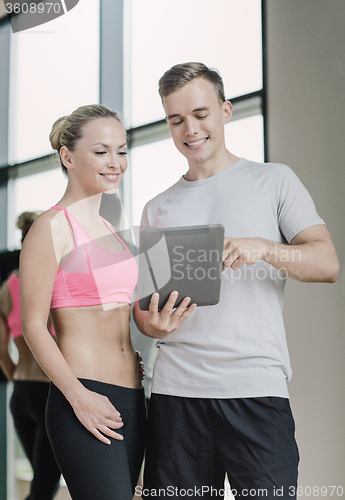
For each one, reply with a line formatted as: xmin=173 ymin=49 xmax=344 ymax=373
xmin=62 ymin=117 xmax=128 ymax=196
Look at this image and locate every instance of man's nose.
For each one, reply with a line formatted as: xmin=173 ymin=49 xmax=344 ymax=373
xmin=184 ymin=118 xmax=199 ymax=136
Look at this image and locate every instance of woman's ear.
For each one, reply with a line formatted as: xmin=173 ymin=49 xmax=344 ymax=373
xmin=59 ymin=146 xmax=73 ymax=172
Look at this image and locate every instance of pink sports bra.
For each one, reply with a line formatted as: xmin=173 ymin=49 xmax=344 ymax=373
xmin=7 ymin=273 xmax=55 ymax=338
xmin=50 ymin=206 xmax=138 ymax=309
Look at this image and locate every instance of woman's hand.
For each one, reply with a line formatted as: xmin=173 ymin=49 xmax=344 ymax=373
xmin=71 ymin=387 xmax=123 ymax=445
xmin=139 ymin=291 xmax=197 ymax=339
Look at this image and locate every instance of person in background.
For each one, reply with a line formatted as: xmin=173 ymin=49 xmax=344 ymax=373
xmin=0 ymin=211 xmax=61 ymax=500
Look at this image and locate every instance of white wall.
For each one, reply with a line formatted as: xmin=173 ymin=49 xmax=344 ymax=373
xmin=266 ymin=0 xmax=345 ymax=490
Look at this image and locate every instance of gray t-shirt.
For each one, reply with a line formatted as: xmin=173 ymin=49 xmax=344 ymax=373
xmin=141 ymin=158 xmax=324 ymax=399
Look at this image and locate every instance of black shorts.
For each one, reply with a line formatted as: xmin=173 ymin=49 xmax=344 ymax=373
xmin=143 ymin=395 xmax=299 ymax=500
xmin=46 ymin=379 xmax=147 ymax=500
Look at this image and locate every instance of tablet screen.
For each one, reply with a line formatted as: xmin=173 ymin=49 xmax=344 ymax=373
xmin=138 ymin=224 xmax=224 ymax=310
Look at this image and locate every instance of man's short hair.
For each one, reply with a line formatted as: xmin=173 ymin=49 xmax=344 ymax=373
xmin=158 ymin=62 xmax=226 ymax=103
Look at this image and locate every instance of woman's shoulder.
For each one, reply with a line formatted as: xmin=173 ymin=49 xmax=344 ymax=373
xmin=21 ymin=208 xmax=72 ymax=262
xmin=28 ymin=208 xmax=70 ymax=236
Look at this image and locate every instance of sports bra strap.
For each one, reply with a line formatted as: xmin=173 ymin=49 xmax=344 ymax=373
xmin=50 ymin=205 xmax=90 ymax=246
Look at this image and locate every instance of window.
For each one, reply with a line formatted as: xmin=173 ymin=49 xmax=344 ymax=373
xmin=130 ymin=138 xmax=187 ymax=227
xmin=225 ymin=114 xmax=264 ymax=162
xmin=8 ymin=0 xmax=100 ymax=164
xmin=6 ymin=154 xmax=67 ymax=250
xmin=129 ymin=0 xmax=262 ymax=127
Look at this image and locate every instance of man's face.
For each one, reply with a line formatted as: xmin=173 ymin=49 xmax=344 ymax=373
xmin=163 ymin=77 xmax=232 ymax=167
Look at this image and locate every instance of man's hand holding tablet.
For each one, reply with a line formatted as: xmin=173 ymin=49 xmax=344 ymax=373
xmin=139 ymin=291 xmax=197 ymax=339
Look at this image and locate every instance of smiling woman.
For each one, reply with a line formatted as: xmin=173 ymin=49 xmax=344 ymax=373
xmin=18 ymin=104 xmax=148 ymax=500
xmin=54 ymin=117 xmax=128 ymax=197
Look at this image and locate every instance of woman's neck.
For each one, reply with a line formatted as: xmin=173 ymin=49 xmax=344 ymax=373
xmin=58 ymin=189 xmax=103 ymax=219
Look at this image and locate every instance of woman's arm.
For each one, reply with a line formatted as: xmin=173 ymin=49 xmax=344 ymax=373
xmin=20 ymin=211 xmax=123 ymax=444
xmin=0 ymin=282 xmax=16 ymax=381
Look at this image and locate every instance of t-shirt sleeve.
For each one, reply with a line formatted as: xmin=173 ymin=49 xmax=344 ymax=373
xmin=276 ymin=164 xmax=325 ymax=243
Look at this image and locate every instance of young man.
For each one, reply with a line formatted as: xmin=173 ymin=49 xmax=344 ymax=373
xmin=133 ymin=63 xmax=339 ymax=500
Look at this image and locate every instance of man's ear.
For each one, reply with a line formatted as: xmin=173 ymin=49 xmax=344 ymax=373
xmin=60 ymin=146 xmax=73 ymax=172
xmin=223 ymin=100 xmax=233 ymax=124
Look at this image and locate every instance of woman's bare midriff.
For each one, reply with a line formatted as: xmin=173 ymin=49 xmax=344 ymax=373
xmin=50 ymin=303 xmax=142 ymax=389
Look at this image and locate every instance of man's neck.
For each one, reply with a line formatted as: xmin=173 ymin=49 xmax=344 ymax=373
xmin=183 ymin=150 xmax=240 ymax=181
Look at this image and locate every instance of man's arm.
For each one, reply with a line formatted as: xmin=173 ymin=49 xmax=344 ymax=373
xmin=223 ymin=224 xmax=339 ymax=283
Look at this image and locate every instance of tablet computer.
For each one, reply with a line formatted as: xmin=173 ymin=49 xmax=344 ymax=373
xmin=137 ymin=224 xmax=224 ymax=310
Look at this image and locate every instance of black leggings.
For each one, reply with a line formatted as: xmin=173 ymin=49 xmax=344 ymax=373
xmin=9 ymin=381 xmax=61 ymax=500
xmin=46 ymin=379 xmax=147 ymax=500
